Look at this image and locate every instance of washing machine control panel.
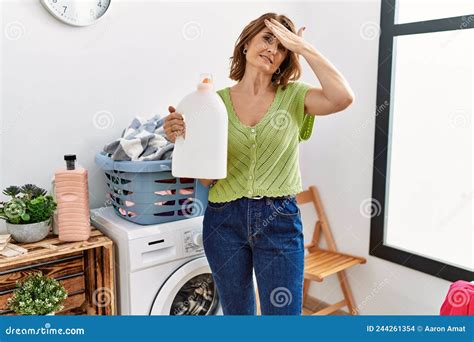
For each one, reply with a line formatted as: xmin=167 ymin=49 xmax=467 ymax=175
xmin=183 ymin=229 xmax=204 ymax=255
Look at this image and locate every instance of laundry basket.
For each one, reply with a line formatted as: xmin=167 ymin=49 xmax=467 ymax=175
xmin=95 ymin=152 xmax=209 ymax=225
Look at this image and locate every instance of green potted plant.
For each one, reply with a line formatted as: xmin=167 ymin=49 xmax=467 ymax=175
xmin=0 ymin=184 xmax=57 ymax=243
xmin=7 ymin=272 xmax=68 ymax=315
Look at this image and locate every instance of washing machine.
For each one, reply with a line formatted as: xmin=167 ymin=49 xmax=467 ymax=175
xmin=90 ymin=207 xmax=222 ymax=315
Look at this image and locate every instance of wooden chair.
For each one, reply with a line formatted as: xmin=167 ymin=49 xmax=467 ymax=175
xmin=297 ymin=185 xmax=366 ymax=315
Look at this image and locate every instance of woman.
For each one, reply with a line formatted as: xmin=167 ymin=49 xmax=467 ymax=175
xmin=164 ymin=12 xmax=354 ymax=315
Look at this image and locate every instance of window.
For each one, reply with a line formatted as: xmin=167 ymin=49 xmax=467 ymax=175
xmin=370 ymin=0 xmax=473 ymax=282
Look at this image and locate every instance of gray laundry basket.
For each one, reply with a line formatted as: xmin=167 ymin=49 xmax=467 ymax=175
xmin=95 ymin=152 xmax=209 ymax=225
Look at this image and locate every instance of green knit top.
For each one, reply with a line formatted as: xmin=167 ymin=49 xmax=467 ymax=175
xmin=208 ymin=81 xmax=314 ymax=203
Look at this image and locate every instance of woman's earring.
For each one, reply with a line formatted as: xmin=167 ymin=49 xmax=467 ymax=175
xmin=243 ymin=48 xmax=247 ymax=54
xmin=275 ymin=67 xmax=281 ymax=75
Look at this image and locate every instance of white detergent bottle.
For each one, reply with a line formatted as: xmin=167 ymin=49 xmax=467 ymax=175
xmin=172 ymin=74 xmax=228 ymax=179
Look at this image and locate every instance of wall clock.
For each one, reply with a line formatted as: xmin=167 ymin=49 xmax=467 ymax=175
xmin=40 ymin=0 xmax=111 ymax=27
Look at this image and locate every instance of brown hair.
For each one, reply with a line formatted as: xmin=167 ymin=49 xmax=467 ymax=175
xmin=229 ymin=13 xmax=301 ymax=89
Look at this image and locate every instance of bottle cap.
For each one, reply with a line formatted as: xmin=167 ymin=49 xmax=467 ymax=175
xmin=197 ymin=73 xmax=214 ymax=92
xmin=199 ymin=73 xmax=213 ymax=84
xmin=64 ymin=155 xmax=77 ymax=170
xmin=64 ymin=154 xmax=77 ymax=161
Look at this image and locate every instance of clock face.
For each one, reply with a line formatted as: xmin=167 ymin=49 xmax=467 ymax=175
xmin=40 ymin=0 xmax=111 ymax=27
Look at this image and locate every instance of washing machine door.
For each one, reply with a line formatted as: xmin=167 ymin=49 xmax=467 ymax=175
xmin=150 ymin=257 xmax=221 ymax=315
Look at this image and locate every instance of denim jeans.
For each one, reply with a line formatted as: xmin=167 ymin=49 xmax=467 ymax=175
xmin=202 ymin=195 xmax=304 ymax=315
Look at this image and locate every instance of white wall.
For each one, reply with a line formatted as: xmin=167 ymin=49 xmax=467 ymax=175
xmin=0 ymin=0 xmax=453 ymax=314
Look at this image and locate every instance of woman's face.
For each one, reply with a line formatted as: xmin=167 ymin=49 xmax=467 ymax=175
xmin=244 ymin=28 xmax=288 ymax=76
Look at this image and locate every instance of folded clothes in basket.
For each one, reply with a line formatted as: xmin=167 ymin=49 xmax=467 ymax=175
xmin=103 ymin=114 xmax=174 ymax=161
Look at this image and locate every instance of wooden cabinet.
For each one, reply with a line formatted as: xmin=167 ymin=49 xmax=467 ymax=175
xmin=0 ymin=228 xmax=116 ymax=315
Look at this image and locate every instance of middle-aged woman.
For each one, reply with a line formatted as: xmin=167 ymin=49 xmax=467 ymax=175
xmin=164 ymin=12 xmax=354 ymax=315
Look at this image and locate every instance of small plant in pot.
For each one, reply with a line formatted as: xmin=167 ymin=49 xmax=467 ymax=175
xmin=7 ymin=272 xmax=68 ymax=315
xmin=0 ymin=184 xmax=57 ymax=243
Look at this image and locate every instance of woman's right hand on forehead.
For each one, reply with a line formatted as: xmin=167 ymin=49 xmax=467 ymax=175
xmin=164 ymin=106 xmax=186 ymax=142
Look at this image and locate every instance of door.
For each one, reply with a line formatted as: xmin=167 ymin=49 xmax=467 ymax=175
xmin=149 ymin=257 xmax=221 ymax=315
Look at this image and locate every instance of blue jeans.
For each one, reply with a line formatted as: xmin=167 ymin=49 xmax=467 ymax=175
xmin=202 ymin=195 xmax=304 ymax=315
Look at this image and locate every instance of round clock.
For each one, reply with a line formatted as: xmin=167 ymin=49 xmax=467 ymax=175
xmin=40 ymin=0 xmax=111 ymax=27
